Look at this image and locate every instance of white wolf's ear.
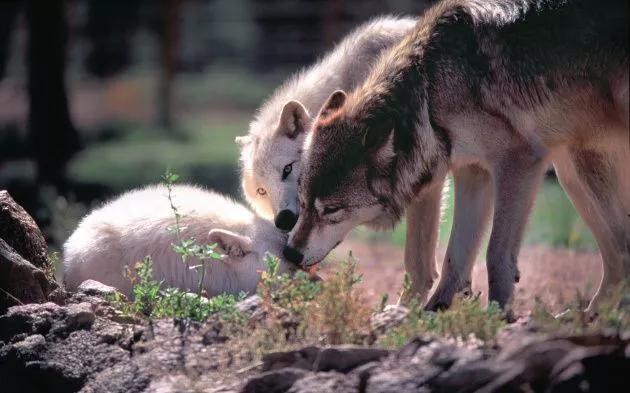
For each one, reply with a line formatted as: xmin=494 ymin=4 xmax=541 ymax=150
xmin=235 ymin=135 xmax=251 ymax=146
xmin=318 ymin=90 xmax=347 ymax=120
xmin=208 ymin=229 xmax=253 ymax=258
xmin=278 ymin=101 xmax=310 ymax=139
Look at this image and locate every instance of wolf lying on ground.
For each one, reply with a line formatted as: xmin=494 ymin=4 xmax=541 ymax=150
xmin=285 ymin=0 xmax=629 ymax=314
xmin=236 ymin=16 xmax=418 ymax=232
xmin=63 ymin=185 xmax=294 ymax=297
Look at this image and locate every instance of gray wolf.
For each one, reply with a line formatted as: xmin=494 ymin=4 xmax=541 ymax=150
xmin=285 ymin=0 xmax=629 ymax=314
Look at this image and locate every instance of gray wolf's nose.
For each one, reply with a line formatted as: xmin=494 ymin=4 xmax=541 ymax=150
xmin=275 ymin=209 xmax=298 ymax=231
xmin=283 ymin=245 xmax=303 ymax=265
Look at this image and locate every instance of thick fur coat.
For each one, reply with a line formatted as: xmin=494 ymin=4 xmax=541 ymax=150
xmin=237 ymin=16 xmax=418 ymax=231
xmin=287 ymin=0 xmax=629 ymax=313
xmin=63 ymin=185 xmax=291 ymax=297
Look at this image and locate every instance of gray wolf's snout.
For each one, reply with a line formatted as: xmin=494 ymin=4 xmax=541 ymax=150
xmin=275 ymin=209 xmax=298 ymax=231
xmin=283 ymin=245 xmax=304 ymax=265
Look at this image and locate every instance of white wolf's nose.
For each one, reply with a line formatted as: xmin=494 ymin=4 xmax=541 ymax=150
xmin=275 ymin=209 xmax=298 ymax=231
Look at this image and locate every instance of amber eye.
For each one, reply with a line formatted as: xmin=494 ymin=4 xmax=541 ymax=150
xmin=256 ymin=187 xmax=267 ymax=196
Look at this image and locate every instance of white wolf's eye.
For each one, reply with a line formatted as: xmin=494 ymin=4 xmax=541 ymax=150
xmin=256 ymin=187 xmax=267 ymax=196
xmin=282 ymin=163 xmax=293 ymax=180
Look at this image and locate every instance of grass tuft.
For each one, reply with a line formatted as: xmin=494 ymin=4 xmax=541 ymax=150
xmin=379 ymin=295 xmax=506 ymax=347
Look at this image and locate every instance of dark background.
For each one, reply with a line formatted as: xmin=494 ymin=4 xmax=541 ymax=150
xmin=0 ymin=0 xmax=594 ymax=252
xmin=0 ymin=0 xmax=434 ymax=248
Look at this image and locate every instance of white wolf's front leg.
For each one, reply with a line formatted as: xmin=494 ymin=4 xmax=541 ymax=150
xmin=426 ymin=165 xmax=493 ymax=310
xmin=401 ymin=178 xmax=445 ymax=305
xmin=486 ymin=151 xmax=546 ymax=309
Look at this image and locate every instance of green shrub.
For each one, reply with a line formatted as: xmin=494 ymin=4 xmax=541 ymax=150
xmin=379 ymin=295 xmax=506 ymax=347
xmin=108 ymin=256 xmax=244 ymax=323
xmin=531 ymin=284 xmax=630 ymax=334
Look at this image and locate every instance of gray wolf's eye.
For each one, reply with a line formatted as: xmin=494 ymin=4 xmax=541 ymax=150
xmin=256 ymin=187 xmax=267 ymax=196
xmin=322 ymin=205 xmax=343 ymax=215
xmin=282 ymin=163 xmax=293 ymax=180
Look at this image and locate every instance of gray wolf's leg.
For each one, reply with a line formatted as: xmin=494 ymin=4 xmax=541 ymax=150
xmin=553 ymin=146 xmax=630 ymax=315
xmin=426 ymin=165 xmax=493 ymax=310
xmin=486 ymin=150 xmax=546 ymax=309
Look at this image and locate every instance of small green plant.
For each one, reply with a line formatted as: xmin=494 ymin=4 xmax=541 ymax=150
xmin=379 ymin=295 xmax=506 ymax=347
xmin=162 ymin=170 xmax=224 ymax=296
xmin=131 ymin=256 xmax=163 ymax=317
xmin=531 ymin=284 xmax=630 ymax=334
xmin=108 ymin=256 xmax=244 ymax=323
xmin=306 ymin=256 xmax=370 ymax=345
xmin=258 ymin=254 xmax=322 ymax=317
xmin=44 ymin=252 xmax=61 ymax=283
xmin=397 ymin=272 xmax=414 ymax=304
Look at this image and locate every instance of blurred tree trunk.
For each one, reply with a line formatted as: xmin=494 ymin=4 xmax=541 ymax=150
xmin=0 ymin=1 xmax=20 ymax=81
xmin=158 ymin=0 xmax=181 ymax=131
xmin=26 ymin=0 xmax=78 ymax=191
xmin=251 ymin=0 xmax=323 ymax=71
xmin=322 ymin=0 xmax=344 ymax=49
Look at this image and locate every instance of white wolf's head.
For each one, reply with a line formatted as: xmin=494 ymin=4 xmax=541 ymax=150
xmin=237 ymin=100 xmax=310 ymax=232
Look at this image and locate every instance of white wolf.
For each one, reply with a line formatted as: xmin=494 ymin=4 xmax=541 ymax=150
xmin=236 ymin=16 xmax=418 ymax=231
xmin=63 ymin=185 xmax=293 ymax=297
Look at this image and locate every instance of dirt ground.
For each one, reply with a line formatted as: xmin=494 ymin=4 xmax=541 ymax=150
xmin=322 ymin=239 xmax=601 ymax=316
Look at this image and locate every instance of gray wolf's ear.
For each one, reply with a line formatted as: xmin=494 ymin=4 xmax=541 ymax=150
xmin=235 ymin=135 xmax=251 ymax=146
xmin=278 ymin=100 xmax=310 ymax=139
xmin=363 ymin=118 xmax=395 ymax=171
xmin=319 ymin=90 xmax=347 ymax=120
xmin=208 ymin=229 xmax=253 ymax=258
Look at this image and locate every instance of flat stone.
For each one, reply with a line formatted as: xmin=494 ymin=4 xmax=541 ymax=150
xmin=66 ymin=302 xmax=95 ymax=331
xmin=288 ymin=371 xmax=359 ymax=393
xmin=242 ymin=367 xmax=307 ymax=393
xmin=371 ymin=305 xmax=410 ymax=338
xmin=263 ymin=345 xmax=390 ymax=373
xmin=236 ymin=295 xmax=263 ymax=316
xmin=78 ymin=279 xmax=119 ymax=297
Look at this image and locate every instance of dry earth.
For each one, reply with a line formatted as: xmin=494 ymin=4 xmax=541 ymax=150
xmin=325 ymin=239 xmax=601 ymax=315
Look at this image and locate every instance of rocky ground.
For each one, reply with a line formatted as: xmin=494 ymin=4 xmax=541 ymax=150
xmin=0 ymin=288 xmax=628 ymax=393
xmin=1 ymin=190 xmax=628 ymax=393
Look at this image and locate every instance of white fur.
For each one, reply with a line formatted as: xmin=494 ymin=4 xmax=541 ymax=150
xmin=238 ymin=15 xmax=418 ymax=223
xmin=63 ymin=185 xmax=290 ymax=297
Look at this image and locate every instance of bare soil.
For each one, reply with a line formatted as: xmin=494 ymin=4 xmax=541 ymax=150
xmin=323 ymin=239 xmax=601 ymax=315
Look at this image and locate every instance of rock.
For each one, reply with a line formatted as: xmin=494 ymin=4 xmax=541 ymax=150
xmin=364 ymin=337 xmax=479 ymax=393
xmin=242 ymin=367 xmax=307 ymax=393
xmin=78 ymin=279 xmax=119 ymax=297
xmin=287 ymin=372 xmax=359 ymax=393
xmin=263 ymin=345 xmax=390 ymax=373
xmin=0 ymin=301 xmax=97 ymax=342
xmin=12 ymin=333 xmax=47 ymax=354
xmin=0 ymin=238 xmax=58 ymax=313
xmin=66 ymin=302 xmax=95 ymax=331
xmin=0 ymin=284 xmax=626 ymax=393
xmin=236 ymin=295 xmax=263 ymax=317
xmin=548 ymin=344 xmax=630 ymax=393
xmin=0 ymin=190 xmax=48 ymax=268
xmin=0 ymin=302 xmax=62 ymax=341
xmin=370 ymin=304 xmax=410 ymax=338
